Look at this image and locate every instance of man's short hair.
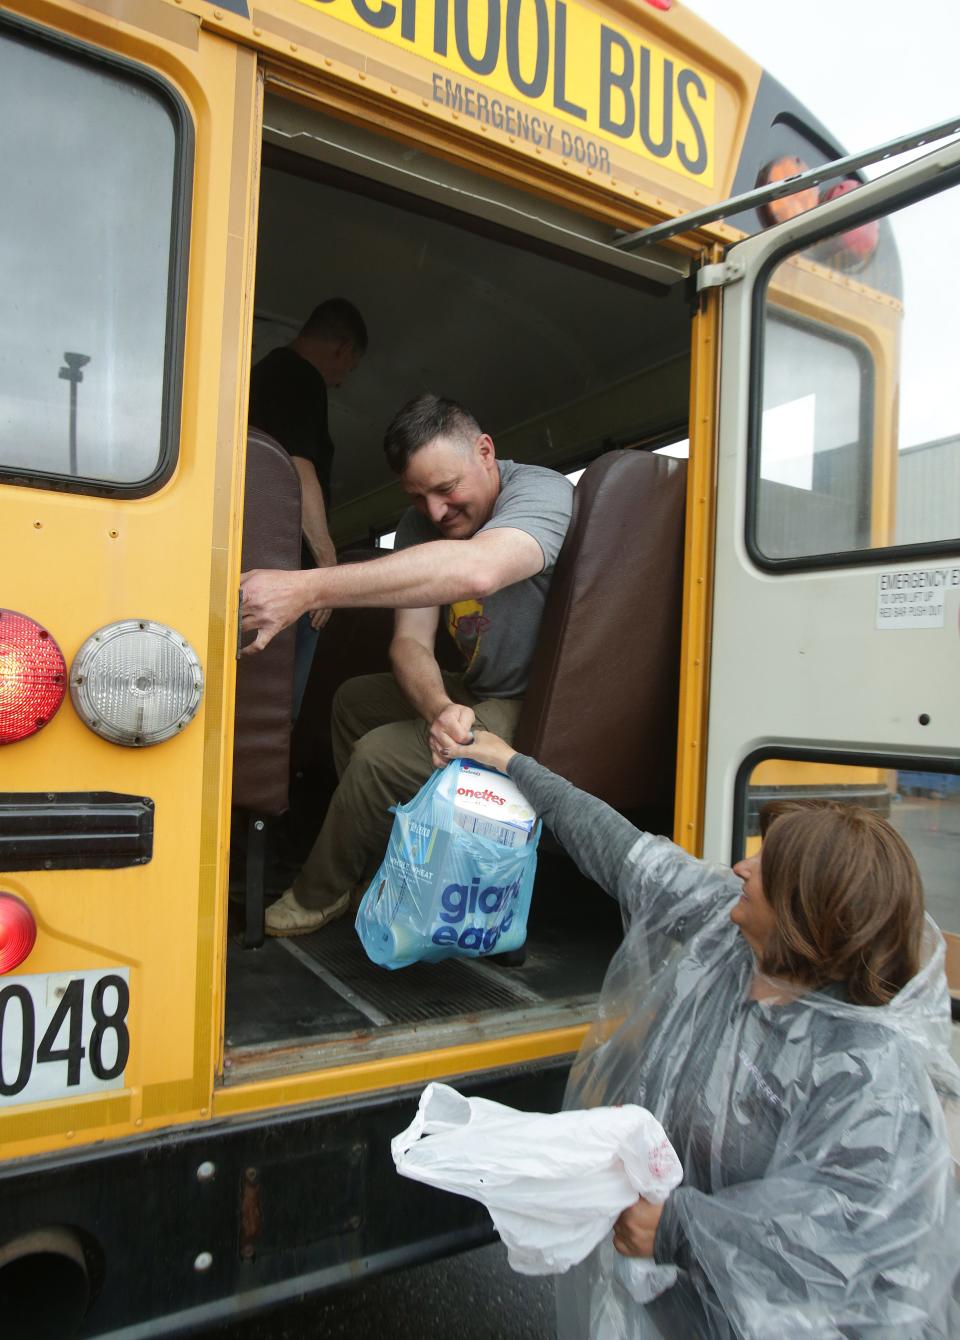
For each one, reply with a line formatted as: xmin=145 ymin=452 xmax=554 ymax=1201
xmin=383 ymin=393 xmax=481 ymax=474
xmin=299 ymin=298 xmax=368 ymax=353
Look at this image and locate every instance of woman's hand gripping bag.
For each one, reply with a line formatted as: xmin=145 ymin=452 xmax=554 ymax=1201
xmin=355 ymin=760 xmax=541 ymax=969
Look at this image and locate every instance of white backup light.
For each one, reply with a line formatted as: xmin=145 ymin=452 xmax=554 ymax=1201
xmin=70 ymin=620 xmax=204 ymax=746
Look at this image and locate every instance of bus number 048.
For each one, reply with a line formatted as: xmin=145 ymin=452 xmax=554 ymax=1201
xmin=0 ymin=975 xmax=130 ymax=1097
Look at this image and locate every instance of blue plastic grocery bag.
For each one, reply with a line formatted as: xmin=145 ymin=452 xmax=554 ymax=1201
xmin=355 ymin=760 xmax=541 ymax=970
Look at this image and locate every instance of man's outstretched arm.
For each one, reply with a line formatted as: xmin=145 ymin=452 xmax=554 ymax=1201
xmin=240 ymin=526 xmax=543 ymax=654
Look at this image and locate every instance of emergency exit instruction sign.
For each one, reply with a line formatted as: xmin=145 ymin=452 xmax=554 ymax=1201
xmin=875 ymin=565 xmax=960 ymax=630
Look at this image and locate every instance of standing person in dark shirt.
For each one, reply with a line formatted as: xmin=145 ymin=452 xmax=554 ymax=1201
xmin=248 ymin=297 xmax=368 ymax=713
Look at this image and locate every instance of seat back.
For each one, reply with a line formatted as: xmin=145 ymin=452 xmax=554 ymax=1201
xmin=232 ymin=429 xmax=301 ymax=815
xmin=514 ymin=450 xmax=687 ymax=826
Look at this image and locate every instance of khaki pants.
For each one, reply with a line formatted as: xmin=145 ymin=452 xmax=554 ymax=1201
xmin=292 ymin=672 xmax=523 ymax=911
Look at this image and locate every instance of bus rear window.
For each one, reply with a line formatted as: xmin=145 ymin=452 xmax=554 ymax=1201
xmin=0 ymin=24 xmax=186 ymax=493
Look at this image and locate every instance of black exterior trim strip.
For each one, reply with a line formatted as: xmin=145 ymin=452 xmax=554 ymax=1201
xmin=0 ymin=793 xmax=154 ymax=871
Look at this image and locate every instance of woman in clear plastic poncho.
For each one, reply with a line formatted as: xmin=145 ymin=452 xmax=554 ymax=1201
xmin=448 ymin=732 xmax=960 ymax=1339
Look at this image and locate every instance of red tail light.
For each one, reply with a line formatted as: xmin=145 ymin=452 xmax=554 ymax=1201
xmin=0 ymin=610 xmax=67 ymax=744
xmin=0 ymin=894 xmax=37 ymax=973
xmin=817 ymin=179 xmax=880 ymax=269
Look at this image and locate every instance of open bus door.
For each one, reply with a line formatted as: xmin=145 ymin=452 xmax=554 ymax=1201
xmin=701 ymin=133 xmax=960 ymax=994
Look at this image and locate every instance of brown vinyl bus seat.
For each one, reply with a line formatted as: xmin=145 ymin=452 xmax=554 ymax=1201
xmin=232 ymin=429 xmax=301 ymax=947
xmin=513 ymin=450 xmax=687 ymax=833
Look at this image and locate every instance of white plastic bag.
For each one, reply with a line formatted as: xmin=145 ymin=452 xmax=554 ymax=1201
xmin=391 ymin=1083 xmax=681 ymax=1298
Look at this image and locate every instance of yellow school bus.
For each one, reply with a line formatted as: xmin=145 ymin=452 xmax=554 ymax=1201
xmin=1 ymin=0 xmax=958 ymax=1332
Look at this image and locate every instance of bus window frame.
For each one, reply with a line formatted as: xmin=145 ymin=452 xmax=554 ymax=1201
xmin=731 ymin=743 xmax=960 ymax=865
xmin=743 ymin=161 xmax=960 ymax=574
xmin=0 ymin=11 xmax=193 ymax=501
xmin=751 ymin=305 xmax=875 ymax=560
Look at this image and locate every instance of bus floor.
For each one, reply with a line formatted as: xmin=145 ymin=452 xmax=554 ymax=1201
xmin=221 ymin=851 xmax=623 ymax=1084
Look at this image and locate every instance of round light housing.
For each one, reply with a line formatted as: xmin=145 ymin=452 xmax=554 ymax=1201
xmin=70 ymin=620 xmax=204 ymax=747
xmin=756 ymin=157 xmax=819 ymax=227
xmin=0 ymin=609 xmax=67 ymax=745
xmin=815 ymin=178 xmax=880 ymax=270
xmin=0 ymin=894 xmax=37 ymax=973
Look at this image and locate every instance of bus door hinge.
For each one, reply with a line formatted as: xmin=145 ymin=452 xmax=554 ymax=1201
xmin=696 ymin=259 xmax=745 ymax=293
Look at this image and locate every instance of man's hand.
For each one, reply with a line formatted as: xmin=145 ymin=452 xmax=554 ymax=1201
xmin=239 ymin=569 xmax=311 ymax=655
xmin=612 ymin=1198 xmax=664 ymax=1259
xmin=428 ymin=703 xmax=476 ymax=769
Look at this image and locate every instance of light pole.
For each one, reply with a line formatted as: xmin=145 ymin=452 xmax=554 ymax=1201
xmin=58 ymin=351 xmax=90 ymax=476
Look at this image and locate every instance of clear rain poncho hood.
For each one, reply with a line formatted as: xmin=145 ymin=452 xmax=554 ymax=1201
xmin=556 ymin=830 xmax=960 ymax=1340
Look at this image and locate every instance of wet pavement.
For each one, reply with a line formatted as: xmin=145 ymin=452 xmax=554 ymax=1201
xmin=196 ymin=1241 xmax=555 ymax=1340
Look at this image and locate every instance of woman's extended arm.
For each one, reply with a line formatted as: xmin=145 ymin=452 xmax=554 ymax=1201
xmin=445 ymin=732 xmax=643 ymax=898
xmin=507 ymin=755 xmax=643 ymax=899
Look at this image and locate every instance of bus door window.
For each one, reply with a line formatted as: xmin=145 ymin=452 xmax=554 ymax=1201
xmin=737 ymin=755 xmax=960 ymax=1004
xmin=750 ymin=186 xmax=960 ymax=567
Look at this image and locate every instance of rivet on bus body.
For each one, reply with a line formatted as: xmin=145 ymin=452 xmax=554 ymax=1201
xmin=109 ymin=529 xmax=119 ymax=539
xmin=290 ymin=43 xmax=298 ymax=51
xmin=509 ymin=137 xmax=515 ymax=144
xmin=194 ymin=1253 xmax=213 ymax=1273
xmin=390 ymin=85 xmax=397 ymax=94
xmin=452 ymin=112 xmax=459 ymax=120
xmin=201 ymin=1106 xmax=209 ymax=1116
xmin=325 ymin=57 xmax=333 ymax=66
xmin=66 ymin=1131 xmax=74 ymax=1139
xmin=33 ymin=521 xmax=42 ymax=530
xmin=421 ymin=99 xmax=429 ymax=107
xmin=135 ymin=1118 xmax=143 ymax=1127
xmin=358 ymin=71 xmax=366 ymax=80
xmin=253 ymin=26 xmax=262 ymax=34
xmin=697 ymin=577 xmax=704 ymax=584
xmin=214 ymin=8 xmax=223 ymax=17
xmin=586 ymin=169 xmax=593 ymax=176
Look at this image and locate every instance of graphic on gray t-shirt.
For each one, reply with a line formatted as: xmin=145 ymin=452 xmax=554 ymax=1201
xmin=394 ymin=460 xmax=573 ymax=699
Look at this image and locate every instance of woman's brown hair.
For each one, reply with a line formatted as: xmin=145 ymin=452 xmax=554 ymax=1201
xmin=757 ymin=800 xmax=925 ymax=1006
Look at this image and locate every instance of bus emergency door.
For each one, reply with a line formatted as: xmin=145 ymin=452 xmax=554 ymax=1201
xmin=702 ymin=135 xmax=960 ymax=875
xmin=0 ymin=9 xmax=259 ymax=1158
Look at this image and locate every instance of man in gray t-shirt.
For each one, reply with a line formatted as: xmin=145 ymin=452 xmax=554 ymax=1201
xmin=241 ymin=392 xmax=573 ymax=937
xmin=393 ymin=456 xmax=571 ymax=700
